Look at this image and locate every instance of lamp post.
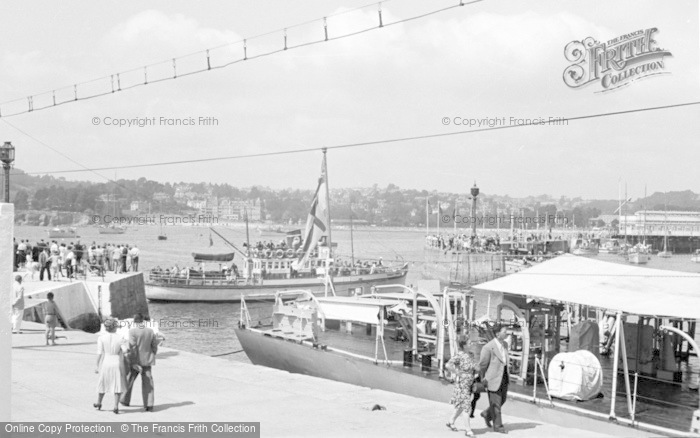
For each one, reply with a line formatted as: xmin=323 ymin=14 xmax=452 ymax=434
xmin=0 ymin=141 xmax=15 ymax=203
xmin=469 ymin=182 xmax=479 ymax=240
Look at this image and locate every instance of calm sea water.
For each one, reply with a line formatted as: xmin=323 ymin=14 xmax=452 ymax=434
xmin=14 ymin=224 xmax=700 ymax=362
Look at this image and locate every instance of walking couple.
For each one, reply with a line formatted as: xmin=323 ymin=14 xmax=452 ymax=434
xmin=94 ymin=314 xmax=159 ymax=414
xmin=446 ymin=324 xmax=510 ymax=435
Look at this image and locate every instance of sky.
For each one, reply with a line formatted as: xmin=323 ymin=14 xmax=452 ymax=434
xmin=0 ymin=0 xmax=698 ymax=199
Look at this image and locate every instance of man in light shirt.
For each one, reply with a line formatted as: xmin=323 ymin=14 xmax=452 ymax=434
xmin=130 ymin=245 xmax=140 ymax=272
xmin=479 ymin=324 xmax=510 ymax=434
xmin=12 ymin=275 xmax=25 ymax=334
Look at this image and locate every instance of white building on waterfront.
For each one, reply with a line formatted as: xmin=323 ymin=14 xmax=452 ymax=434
xmin=619 ymin=210 xmax=700 ymax=237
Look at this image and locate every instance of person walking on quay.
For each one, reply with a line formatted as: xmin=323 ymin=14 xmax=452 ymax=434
xmin=120 ymin=313 xmax=159 ymax=411
xmin=43 ymin=292 xmax=61 ymax=346
xmin=446 ymin=336 xmax=478 ymax=436
xmin=112 ymin=245 xmax=121 ymax=272
xmin=65 ymin=247 xmax=75 ymax=279
xmin=12 ymin=275 xmax=25 ymax=334
xmin=39 ymin=248 xmax=51 ymax=281
xmin=94 ymin=317 xmax=128 ymax=414
xmin=120 ymin=245 xmax=128 ymax=273
xmin=50 ymin=251 xmax=61 ymax=281
xmin=479 ymin=324 xmax=510 ymax=434
xmin=130 ymin=245 xmax=140 ymax=272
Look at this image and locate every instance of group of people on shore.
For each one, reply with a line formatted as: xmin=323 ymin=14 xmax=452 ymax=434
xmin=13 ymin=238 xmax=141 ymax=280
xmin=426 ymin=234 xmax=502 ymax=252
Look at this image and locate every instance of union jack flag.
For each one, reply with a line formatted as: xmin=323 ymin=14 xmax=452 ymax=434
xmin=293 ymin=172 xmax=328 ymax=270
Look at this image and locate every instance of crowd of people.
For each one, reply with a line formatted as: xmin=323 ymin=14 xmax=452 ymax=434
xmin=425 ymin=234 xmax=502 ymax=252
xmin=13 ymin=238 xmax=141 ymax=280
xmin=426 ymin=230 xmax=590 ymax=253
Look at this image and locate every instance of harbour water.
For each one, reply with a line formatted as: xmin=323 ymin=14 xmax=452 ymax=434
xmin=14 ymin=224 xmax=700 ymax=362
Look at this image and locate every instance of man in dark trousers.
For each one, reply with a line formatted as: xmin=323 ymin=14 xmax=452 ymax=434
xmin=479 ymin=324 xmax=510 ymax=434
xmin=121 ymin=245 xmax=128 ymax=273
xmin=39 ymin=248 xmax=51 ymax=281
xmin=121 ymin=313 xmax=159 ymax=411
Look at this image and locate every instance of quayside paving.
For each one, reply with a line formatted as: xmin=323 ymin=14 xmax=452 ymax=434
xmin=11 ymin=322 xmax=653 ymax=438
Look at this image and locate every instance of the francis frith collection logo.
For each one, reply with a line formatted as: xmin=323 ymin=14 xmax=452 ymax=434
xmin=563 ymin=28 xmax=672 ymax=92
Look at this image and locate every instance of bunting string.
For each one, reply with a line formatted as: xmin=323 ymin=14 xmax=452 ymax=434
xmin=0 ymin=0 xmax=475 ymax=118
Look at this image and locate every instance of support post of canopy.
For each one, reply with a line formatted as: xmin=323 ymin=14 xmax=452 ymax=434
xmin=618 ymin=320 xmax=634 ymax=418
xmin=609 ymin=311 xmax=622 ymax=420
xmin=412 ymin=287 xmax=418 ymax=356
xmin=437 ymin=291 xmax=446 ymax=377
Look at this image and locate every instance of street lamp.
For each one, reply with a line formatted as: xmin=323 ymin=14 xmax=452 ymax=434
xmin=469 ymin=182 xmax=479 ymax=239
xmin=0 ymin=141 xmax=15 ymax=203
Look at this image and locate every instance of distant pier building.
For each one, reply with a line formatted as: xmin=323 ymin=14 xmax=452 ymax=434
xmin=619 ymin=210 xmax=700 ymax=253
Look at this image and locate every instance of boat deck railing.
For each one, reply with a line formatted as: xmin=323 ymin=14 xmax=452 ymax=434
xmin=147 ymin=265 xmax=406 ymax=286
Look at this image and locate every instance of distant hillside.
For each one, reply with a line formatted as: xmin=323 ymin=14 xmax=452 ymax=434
xmin=5 ymin=168 xmax=700 ymax=227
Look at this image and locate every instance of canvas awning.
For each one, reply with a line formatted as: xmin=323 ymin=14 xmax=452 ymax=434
xmin=316 ymin=296 xmax=395 ymax=325
xmin=473 ymin=254 xmax=700 ymax=319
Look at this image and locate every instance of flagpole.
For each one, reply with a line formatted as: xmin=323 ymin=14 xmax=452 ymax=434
xmin=453 ymin=199 xmax=457 ymax=234
xmin=322 ymin=148 xmax=333 ymax=257
xmin=244 ymin=207 xmax=251 ymax=257
xmin=426 ymin=197 xmax=429 ymax=236
xmin=437 ymin=198 xmax=440 ymax=236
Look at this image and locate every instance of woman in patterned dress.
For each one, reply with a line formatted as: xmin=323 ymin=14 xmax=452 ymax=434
xmin=446 ymin=336 xmax=478 ymax=436
xmin=94 ymin=318 xmax=128 ymax=414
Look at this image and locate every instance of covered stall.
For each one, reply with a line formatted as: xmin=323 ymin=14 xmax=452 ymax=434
xmin=473 ymin=254 xmax=700 ymax=431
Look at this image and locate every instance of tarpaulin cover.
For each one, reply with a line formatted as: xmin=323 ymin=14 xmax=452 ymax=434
xmin=548 ymin=350 xmax=603 ymax=401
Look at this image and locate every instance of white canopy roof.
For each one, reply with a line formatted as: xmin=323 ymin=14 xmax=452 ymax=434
xmin=473 ymin=254 xmax=700 ymax=319
xmin=316 ymin=296 xmax=394 ymax=325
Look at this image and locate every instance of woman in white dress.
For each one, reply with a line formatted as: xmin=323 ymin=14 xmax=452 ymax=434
xmin=94 ymin=318 xmax=128 ymax=414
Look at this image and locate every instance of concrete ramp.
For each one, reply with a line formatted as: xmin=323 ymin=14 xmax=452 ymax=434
xmin=24 ymin=281 xmax=101 ymax=332
xmin=19 ymin=273 xmax=149 ymax=333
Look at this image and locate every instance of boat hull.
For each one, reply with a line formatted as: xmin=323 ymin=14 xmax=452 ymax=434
xmin=236 ymin=327 xmax=451 ymax=402
xmin=572 ymin=248 xmax=599 ymax=257
xmin=628 ymin=253 xmax=649 ymax=264
xmin=145 ymin=270 xmax=408 ymax=302
xmin=235 ymin=327 xmax=663 ymax=437
xmin=98 ymin=229 xmax=125 ymax=234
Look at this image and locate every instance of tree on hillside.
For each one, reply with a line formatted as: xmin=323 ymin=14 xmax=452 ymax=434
xmin=13 ymin=190 xmax=29 ymax=210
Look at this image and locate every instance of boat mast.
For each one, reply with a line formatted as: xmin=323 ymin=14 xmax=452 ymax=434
xmin=349 ymin=199 xmax=355 ymax=267
xmin=244 ymin=207 xmax=251 ymax=257
xmin=437 ymin=198 xmax=440 ymax=236
xmin=322 ymin=148 xmax=333 ymax=257
xmin=453 ymin=198 xmax=457 ymax=234
xmin=425 ymin=197 xmax=429 ymax=236
xmin=643 ymin=184 xmax=647 ymax=246
xmin=663 ymin=199 xmax=668 ymax=252
xmin=624 ymin=183 xmax=628 ymax=244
